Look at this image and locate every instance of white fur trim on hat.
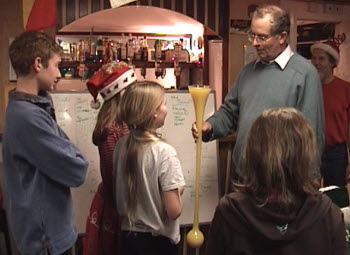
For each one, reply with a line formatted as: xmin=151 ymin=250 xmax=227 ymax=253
xmin=99 ymin=69 xmax=137 ymax=101
xmin=311 ymin=43 xmax=339 ymax=65
xmin=90 ymin=99 xmax=101 ymax=109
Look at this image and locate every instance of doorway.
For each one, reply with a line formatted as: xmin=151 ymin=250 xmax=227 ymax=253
xmin=296 ymin=20 xmax=336 ymax=59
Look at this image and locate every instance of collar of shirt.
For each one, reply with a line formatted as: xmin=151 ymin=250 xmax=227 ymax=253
xmin=9 ymin=90 xmax=50 ymax=104
xmin=255 ymin=45 xmax=294 ymax=70
xmin=9 ymin=90 xmax=56 ymax=119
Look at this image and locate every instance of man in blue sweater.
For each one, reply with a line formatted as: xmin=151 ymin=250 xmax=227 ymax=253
xmin=192 ymin=5 xmax=324 ymax=181
xmin=3 ymin=31 xmax=88 ymax=254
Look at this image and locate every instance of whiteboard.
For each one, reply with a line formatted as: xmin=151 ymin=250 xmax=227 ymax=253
xmin=51 ymin=93 xmax=101 ymax=233
xmin=51 ymin=91 xmax=219 ymax=231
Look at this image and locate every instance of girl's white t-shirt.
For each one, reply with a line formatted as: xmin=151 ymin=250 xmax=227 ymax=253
xmin=113 ymin=135 xmax=186 ymax=244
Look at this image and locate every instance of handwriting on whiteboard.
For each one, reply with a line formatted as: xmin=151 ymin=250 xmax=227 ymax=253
xmin=51 ymin=91 xmax=219 ymax=230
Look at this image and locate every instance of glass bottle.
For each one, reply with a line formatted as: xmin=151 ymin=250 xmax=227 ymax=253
xmin=155 ymin=40 xmax=163 ymax=61
xmin=95 ymin=36 xmax=104 ymax=63
xmin=142 ymin=36 xmax=148 ymax=61
xmin=120 ymin=34 xmax=127 ymax=61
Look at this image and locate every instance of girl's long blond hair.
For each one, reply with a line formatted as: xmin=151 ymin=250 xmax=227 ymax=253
xmin=241 ymin=107 xmax=319 ymax=210
xmin=118 ymin=81 xmax=165 ymax=224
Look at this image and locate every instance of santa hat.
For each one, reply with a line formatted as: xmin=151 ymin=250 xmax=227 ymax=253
xmin=86 ymin=61 xmax=137 ymax=109
xmin=311 ymin=40 xmax=340 ymax=65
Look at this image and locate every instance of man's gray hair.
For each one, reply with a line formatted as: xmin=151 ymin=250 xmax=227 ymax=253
xmin=253 ymin=5 xmax=290 ymax=35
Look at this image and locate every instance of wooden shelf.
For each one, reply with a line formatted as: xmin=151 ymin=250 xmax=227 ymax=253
xmin=59 ymin=61 xmax=101 ymax=69
xmin=59 ymin=60 xmax=199 ymax=69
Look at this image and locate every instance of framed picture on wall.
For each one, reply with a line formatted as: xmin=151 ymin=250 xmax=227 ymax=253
xmin=230 ymin=19 xmax=250 ymax=34
xmin=9 ymin=37 xmax=16 ymax=81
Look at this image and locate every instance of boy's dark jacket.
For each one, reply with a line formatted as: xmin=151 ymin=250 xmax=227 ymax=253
xmin=206 ymin=192 xmax=347 ymax=255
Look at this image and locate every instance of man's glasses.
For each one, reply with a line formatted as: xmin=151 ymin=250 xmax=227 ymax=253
xmin=247 ymin=32 xmax=273 ymax=43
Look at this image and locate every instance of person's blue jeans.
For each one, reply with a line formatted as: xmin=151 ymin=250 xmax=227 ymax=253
xmin=321 ymin=142 xmax=348 ymax=187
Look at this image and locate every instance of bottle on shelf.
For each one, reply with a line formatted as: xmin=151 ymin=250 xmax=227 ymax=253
xmin=154 ymin=39 xmax=163 ymax=61
xmin=174 ymin=41 xmax=181 ymax=59
xmin=89 ymin=39 xmax=96 ymax=62
xmin=105 ymin=40 xmax=115 ymax=63
xmin=180 ymin=38 xmax=185 ymax=49
xmin=142 ymin=36 xmax=148 ymax=61
xmin=134 ymin=37 xmax=142 ymax=61
xmin=60 ymin=41 xmax=71 ymax=61
xmin=70 ymin=43 xmax=77 ymax=61
xmin=103 ymin=37 xmax=109 ymax=62
xmin=95 ymin=36 xmax=104 ymax=63
xmin=84 ymin=40 xmax=90 ymax=61
xmin=120 ymin=33 xmax=127 ymax=61
xmin=197 ymin=52 xmax=203 ymax=66
xmin=114 ymin=38 xmax=122 ymax=61
xmin=77 ymin=62 xmax=87 ymax=78
xmin=127 ymin=34 xmax=135 ymax=60
xmin=77 ymin=40 xmax=85 ymax=62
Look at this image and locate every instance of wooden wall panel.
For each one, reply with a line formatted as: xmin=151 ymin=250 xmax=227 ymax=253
xmin=207 ymin=0 xmax=216 ymax=33
xmin=91 ymin=0 xmax=100 ymax=13
xmin=186 ymin=0 xmax=194 ymax=18
xmin=0 ymin=0 xmax=23 ymax=134
xmin=175 ymin=0 xmax=183 ymax=13
xmin=57 ymin=0 xmax=63 ymax=29
xmin=79 ymin=0 xmax=88 ymax=18
xmin=66 ymin=0 xmax=76 ymax=25
xmin=219 ymin=0 xmax=229 ymax=98
xmin=139 ymin=0 xmax=149 ymax=6
xmin=103 ymin=0 xmax=111 ymax=9
xmin=197 ymin=0 xmax=204 ymax=24
xmin=163 ymin=0 xmax=172 ymax=10
xmin=58 ymin=0 xmax=225 ymax=38
xmin=152 ymin=0 xmax=161 ymax=7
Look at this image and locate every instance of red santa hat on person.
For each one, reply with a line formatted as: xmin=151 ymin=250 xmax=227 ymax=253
xmin=86 ymin=61 xmax=137 ymax=109
xmin=311 ymin=40 xmax=340 ymax=66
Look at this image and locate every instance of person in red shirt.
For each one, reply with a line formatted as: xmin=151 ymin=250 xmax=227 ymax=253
xmin=311 ymin=38 xmax=350 ymax=187
xmin=83 ymin=61 xmax=137 ymax=255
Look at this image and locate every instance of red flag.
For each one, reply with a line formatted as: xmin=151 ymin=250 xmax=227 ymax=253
xmin=25 ymin=0 xmax=57 ymax=31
